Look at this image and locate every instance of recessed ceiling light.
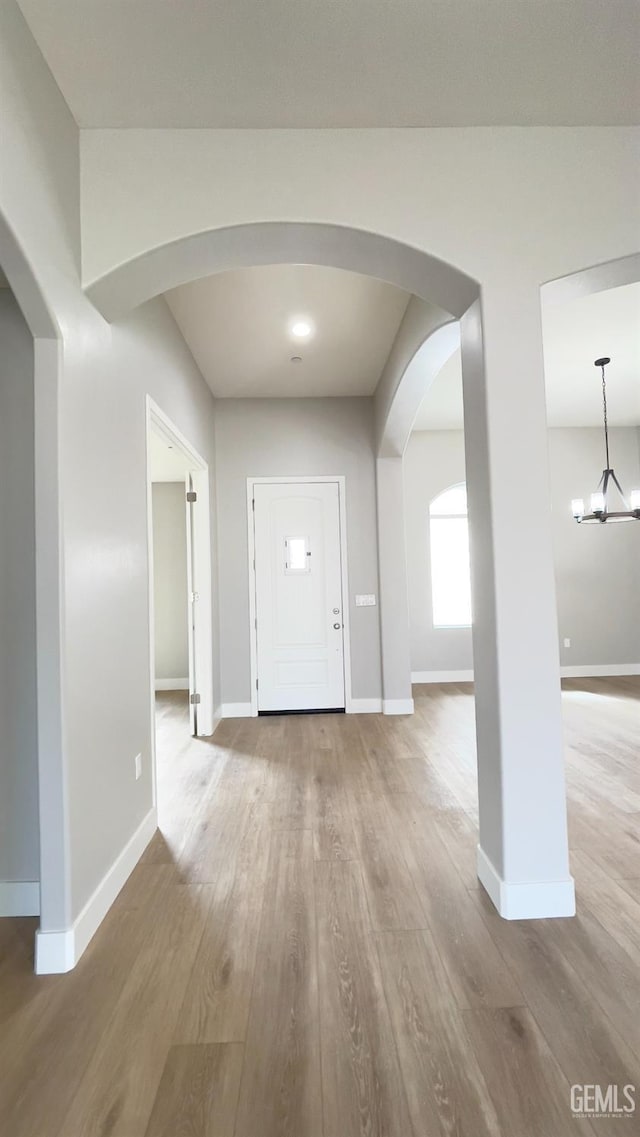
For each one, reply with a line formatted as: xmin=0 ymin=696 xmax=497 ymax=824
xmin=290 ymin=318 xmax=313 ymax=339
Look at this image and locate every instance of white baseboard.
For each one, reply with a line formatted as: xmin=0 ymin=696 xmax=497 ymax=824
xmin=0 ymin=880 xmax=40 ymax=917
xmin=477 ymin=845 xmax=576 ymax=920
xmin=560 ymin=663 xmax=640 ymax=678
xmin=412 ymin=670 xmax=474 ymax=684
xmin=349 ymin=698 xmax=382 ymax=713
xmin=382 ymin=698 xmax=415 ymax=715
xmin=220 ymin=702 xmax=253 ymax=718
xmin=155 ymin=677 xmax=189 ymax=691
xmin=412 ymin=665 xmax=640 ymax=684
xmin=35 ymin=807 xmax=157 ymax=975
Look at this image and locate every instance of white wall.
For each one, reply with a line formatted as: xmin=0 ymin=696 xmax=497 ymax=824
xmin=81 ymin=127 xmax=640 ymax=304
xmin=0 ymin=11 xmax=223 ymax=963
xmin=405 ymin=427 xmax=640 ymax=675
xmin=62 ymin=298 xmax=219 ymax=917
xmin=0 ymin=0 xmax=80 ymax=934
xmin=1 ymin=3 xmax=222 ymax=936
xmin=152 ymin=482 xmax=189 ymax=683
xmin=215 ymin=397 xmax=381 ymax=705
xmin=0 ymin=288 xmax=39 ymax=888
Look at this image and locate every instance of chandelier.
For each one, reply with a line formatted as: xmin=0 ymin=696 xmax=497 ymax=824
xmin=571 ymin=357 xmax=640 ymax=524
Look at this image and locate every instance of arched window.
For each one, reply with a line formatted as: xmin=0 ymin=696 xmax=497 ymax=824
xmin=429 ymin=483 xmax=472 ymax=627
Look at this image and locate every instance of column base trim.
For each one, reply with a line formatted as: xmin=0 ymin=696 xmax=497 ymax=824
xmin=382 ymin=698 xmax=414 ymax=715
xmin=477 ymin=845 xmax=576 ymax=920
xmin=349 ymin=698 xmax=382 ymax=713
xmin=34 ymin=927 xmax=74 ymax=974
xmin=220 ymin=702 xmax=254 ymax=718
xmin=35 ymin=807 xmax=157 ymax=974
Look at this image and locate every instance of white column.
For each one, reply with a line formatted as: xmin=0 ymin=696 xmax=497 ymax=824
xmin=460 ymin=283 xmax=574 ymax=919
xmin=376 ymin=456 xmax=414 ymax=715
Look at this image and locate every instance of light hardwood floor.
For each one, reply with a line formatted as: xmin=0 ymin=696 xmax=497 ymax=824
xmin=1 ymin=679 xmax=639 ymax=1136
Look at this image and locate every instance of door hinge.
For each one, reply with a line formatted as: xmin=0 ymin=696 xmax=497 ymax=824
xmin=190 ymin=693 xmax=201 ymax=705
xmin=256 ymin=678 xmax=259 ymax=690
xmin=186 ymin=491 xmax=197 ymax=503
xmin=252 ymin=498 xmax=255 ymax=511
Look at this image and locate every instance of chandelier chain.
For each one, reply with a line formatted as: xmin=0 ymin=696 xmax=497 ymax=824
xmin=601 ymin=361 xmax=610 ymax=470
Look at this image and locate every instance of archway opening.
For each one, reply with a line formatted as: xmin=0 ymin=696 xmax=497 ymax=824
xmin=539 ymin=258 xmax=640 ymax=880
xmin=84 ymin=218 xmax=578 ymax=924
xmin=86 ymin=220 xmax=479 ymax=325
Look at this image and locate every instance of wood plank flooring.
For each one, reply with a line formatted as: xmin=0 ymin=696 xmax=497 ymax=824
xmin=0 ymin=677 xmax=639 ymax=1136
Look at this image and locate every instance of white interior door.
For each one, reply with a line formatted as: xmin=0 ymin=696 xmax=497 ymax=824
xmin=253 ymin=481 xmax=345 ymax=712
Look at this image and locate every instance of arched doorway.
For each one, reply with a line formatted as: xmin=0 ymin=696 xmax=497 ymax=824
xmin=81 ymin=219 xmax=577 ymax=923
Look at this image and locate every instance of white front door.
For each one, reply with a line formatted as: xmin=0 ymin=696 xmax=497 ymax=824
xmin=253 ymin=481 xmax=345 ymax=712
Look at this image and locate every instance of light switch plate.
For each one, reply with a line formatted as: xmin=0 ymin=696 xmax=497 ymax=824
xmin=355 ymin=594 xmax=376 ymax=607
xmin=563 ymin=638 xmax=571 ymax=648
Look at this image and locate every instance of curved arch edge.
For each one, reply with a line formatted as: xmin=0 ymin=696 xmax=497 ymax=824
xmin=541 ymin=251 xmax=640 ymax=308
xmin=377 ymin=318 xmax=461 ymax=458
xmin=0 ymin=213 xmax=59 ymax=340
xmin=85 ymin=221 xmax=479 ymax=324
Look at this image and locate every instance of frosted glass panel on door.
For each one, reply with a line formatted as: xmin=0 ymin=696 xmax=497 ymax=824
xmin=285 ymin=536 xmax=310 ymax=573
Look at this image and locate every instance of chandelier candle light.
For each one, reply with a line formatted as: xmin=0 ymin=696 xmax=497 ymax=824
xmin=571 ymin=357 xmax=640 ymax=524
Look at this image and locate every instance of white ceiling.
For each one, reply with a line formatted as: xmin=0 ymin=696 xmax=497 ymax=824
xmin=18 ymin=1 xmax=640 ymax=128
xmin=166 ymin=264 xmax=410 ymax=399
xmin=413 ymin=282 xmax=640 ymax=431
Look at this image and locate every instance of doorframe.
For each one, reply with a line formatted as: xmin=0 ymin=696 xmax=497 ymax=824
xmin=246 ymin=476 xmax=353 ymax=717
xmin=146 ymin=397 xmax=215 ymax=808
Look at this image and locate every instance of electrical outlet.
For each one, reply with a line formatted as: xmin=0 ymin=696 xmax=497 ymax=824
xmin=563 ymin=638 xmax=571 ymax=649
xmin=134 ymin=752 xmax=142 ymax=780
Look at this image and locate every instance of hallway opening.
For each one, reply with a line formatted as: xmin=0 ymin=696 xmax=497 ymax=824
xmin=147 ymin=398 xmax=216 ymax=790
